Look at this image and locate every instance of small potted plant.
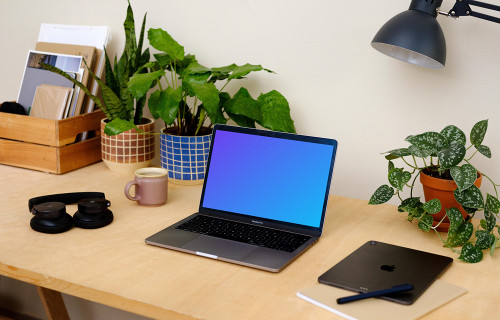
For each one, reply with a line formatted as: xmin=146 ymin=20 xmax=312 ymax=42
xmin=42 ymin=2 xmax=156 ymax=173
xmin=369 ymin=120 xmax=500 ymax=263
xmin=128 ymin=28 xmax=296 ymax=184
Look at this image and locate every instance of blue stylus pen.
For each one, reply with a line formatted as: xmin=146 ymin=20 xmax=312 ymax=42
xmin=336 ymin=284 xmax=414 ymax=304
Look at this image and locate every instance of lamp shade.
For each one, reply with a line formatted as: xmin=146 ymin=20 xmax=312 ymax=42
xmin=371 ymin=9 xmax=446 ymax=68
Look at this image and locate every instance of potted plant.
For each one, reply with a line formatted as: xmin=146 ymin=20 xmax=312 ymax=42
xmin=128 ymin=28 xmax=296 ymax=184
xmin=42 ymin=2 xmax=157 ymax=173
xmin=369 ymin=120 xmax=500 ymax=263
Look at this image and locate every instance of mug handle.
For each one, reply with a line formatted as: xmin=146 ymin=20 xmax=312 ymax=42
xmin=124 ymin=181 xmax=140 ymax=201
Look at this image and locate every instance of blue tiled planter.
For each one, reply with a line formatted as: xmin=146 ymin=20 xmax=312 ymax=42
xmin=160 ymin=129 xmax=212 ymax=185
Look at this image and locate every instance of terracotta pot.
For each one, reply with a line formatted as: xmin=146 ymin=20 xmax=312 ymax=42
xmin=420 ymin=169 xmax=482 ymax=231
xmin=160 ymin=127 xmax=212 ymax=185
xmin=100 ymin=118 xmax=155 ymax=174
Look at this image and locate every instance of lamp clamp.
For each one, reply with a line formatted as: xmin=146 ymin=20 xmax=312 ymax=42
xmin=438 ymin=10 xmax=456 ymax=18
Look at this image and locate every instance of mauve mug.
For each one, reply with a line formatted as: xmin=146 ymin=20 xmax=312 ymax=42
xmin=124 ymin=167 xmax=168 ymax=206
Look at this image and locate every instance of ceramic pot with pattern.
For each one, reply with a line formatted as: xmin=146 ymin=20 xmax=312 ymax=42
xmin=160 ymin=127 xmax=211 ymax=185
xmin=100 ymin=118 xmax=155 ymax=174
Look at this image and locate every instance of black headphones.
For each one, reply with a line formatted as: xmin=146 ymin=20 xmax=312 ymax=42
xmin=29 ymin=192 xmax=113 ymax=234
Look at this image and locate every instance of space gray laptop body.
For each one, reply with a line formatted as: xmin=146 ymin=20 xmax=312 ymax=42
xmin=318 ymin=241 xmax=453 ymax=304
xmin=146 ymin=124 xmax=338 ymax=272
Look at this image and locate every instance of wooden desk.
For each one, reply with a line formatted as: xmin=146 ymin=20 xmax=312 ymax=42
xmin=0 ymin=163 xmax=498 ymax=319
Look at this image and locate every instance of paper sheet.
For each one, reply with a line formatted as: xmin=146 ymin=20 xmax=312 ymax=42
xmin=297 ymin=280 xmax=467 ymax=320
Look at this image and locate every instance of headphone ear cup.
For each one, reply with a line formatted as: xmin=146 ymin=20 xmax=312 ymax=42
xmin=73 ymin=211 xmax=113 ymax=229
xmin=30 ymin=215 xmax=73 ymax=234
xmin=73 ymin=198 xmax=113 ymax=229
xmin=30 ymin=202 xmax=73 ymax=234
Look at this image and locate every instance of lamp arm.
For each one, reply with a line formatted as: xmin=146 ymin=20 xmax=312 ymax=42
xmin=449 ymin=0 xmax=500 ymax=23
xmin=469 ymin=9 xmax=500 ymax=23
xmin=468 ymin=0 xmax=500 ymax=12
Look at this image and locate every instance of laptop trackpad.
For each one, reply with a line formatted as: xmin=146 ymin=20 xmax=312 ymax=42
xmin=181 ymin=235 xmax=256 ymax=260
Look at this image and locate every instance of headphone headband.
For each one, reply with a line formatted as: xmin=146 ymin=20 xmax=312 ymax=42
xmin=29 ymin=192 xmax=105 ymax=211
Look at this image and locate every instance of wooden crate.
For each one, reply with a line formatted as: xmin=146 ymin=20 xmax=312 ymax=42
xmin=0 ymin=109 xmax=105 ymax=174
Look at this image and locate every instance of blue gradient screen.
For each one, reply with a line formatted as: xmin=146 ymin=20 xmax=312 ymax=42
xmin=201 ymin=129 xmax=336 ymax=228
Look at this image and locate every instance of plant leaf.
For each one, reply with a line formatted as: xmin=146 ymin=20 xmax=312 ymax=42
xmin=454 ymin=185 xmax=484 ymax=209
xmin=228 ymin=63 xmax=273 ymax=80
xmin=189 ymin=81 xmax=224 ymax=125
xmin=437 ymin=142 xmax=466 ymax=169
xmin=148 ymin=28 xmax=185 ymax=61
xmin=153 ymin=53 xmax=175 ymax=68
xmin=388 ymin=160 xmax=395 ymax=173
xmin=491 ymin=237 xmax=498 ymax=257
xmin=103 ymin=118 xmax=136 ymax=136
xmin=115 ymin=52 xmax=134 ymax=118
xmin=173 ymin=54 xmax=197 ymax=75
xmin=462 ymin=206 xmax=477 ymax=214
xmin=459 ymin=242 xmax=483 ymax=263
xmin=484 ymin=209 xmax=498 ymax=234
xmin=135 ymin=13 xmax=148 ymax=69
xmin=388 ymin=168 xmax=411 ymax=191
xmin=475 ymin=230 xmax=495 ymax=250
xmin=470 ymin=119 xmax=488 ymax=146
xmin=407 ymin=206 xmax=425 ymax=221
xmin=423 ymin=199 xmax=442 ymax=214
xmin=485 ymin=193 xmax=500 ymax=214
xmin=405 ymin=132 xmax=449 ymax=153
xmin=210 ymin=64 xmax=237 ymax=82
xmin=223 ymin=89 xmax=255 ymax=127
xmin=182 ymin=73 xmax=211 ymax=97
xmin=181 ymin=61 xmax=212 ymax=77
xmin=398 ymin=197 xmax=421 ymax=212
xmin=257 ymin=90 xmax=295 ymax=133
xmin=384 ymin=148 xmax=411 ymax=159
xmin=127 ymin=69 xmax=164 ymax=100
xmin=148 ymin=87 xmax=182 ymax=125
xmin=445 ymin=221 xmax=473 ymax=247
xmin=123 ymin=2 xmax=138 ymax=69
xmin=446 ymin=207 xmax=464 ymax=233
xmin=475 ymin=145 xmax=491 ymax=158
xmin=104 ymin=48 xmax=119 ymax=96
xmin=480 ymin=219 xmax=487 ymax=229
xmin=440 ymin=125 xmax=466 ymax=146
xmin=418 ymin=214 xmax=433 ymax=232
xmin=450 ymin=164 xmax=477 ymax=192
xmin=408 ymin=145 xmax=432 ymax=158
xmin=369 ymin=185 xmax=394 ymax=205
xmin=224 ymin=88 xmax=262 ymax=123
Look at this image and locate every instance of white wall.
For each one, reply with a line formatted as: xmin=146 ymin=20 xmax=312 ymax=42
xmin=1 ymin=0 xmax=499 ymax=318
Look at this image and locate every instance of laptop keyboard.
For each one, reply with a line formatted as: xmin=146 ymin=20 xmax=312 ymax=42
xmin=176 ymin=215 xmax=311 ymax=252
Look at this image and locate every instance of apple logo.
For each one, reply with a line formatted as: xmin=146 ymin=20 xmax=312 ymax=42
xmin=380 ymin=264 xmax=396 ymax=272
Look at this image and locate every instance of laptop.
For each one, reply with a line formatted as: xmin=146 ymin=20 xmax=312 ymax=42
xmin=146 ymin=124 xmax=338 ymax=272
xmin=318 ymin=241 xmax=453 ymax=304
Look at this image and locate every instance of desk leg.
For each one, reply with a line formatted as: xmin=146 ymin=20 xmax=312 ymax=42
xmin=36 ymin=286 xmax=70 ymax=320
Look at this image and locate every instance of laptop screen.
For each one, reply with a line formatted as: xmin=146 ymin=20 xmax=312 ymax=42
xmin=200 ymin=125 xmax=337 ymax=228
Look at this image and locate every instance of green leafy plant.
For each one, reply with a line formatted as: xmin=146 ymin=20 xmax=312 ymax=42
xmin=369 ymin=120 xmax=500 ymax=263
xmin=127 ymin=28 xmax=295 ymax=136
xmin=42 ymin=1 xmax=150 ymax=136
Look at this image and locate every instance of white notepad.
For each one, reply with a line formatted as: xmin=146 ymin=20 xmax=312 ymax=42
xmin=297 ymin=280 xmax=467 ymax=320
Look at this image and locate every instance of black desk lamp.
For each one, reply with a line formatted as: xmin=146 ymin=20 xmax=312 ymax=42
xmin=371 ymin=0 xmax=500 ymax=68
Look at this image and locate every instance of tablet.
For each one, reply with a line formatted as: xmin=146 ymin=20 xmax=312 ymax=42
xmin=318 ymin=241 xmax=453 ymax=305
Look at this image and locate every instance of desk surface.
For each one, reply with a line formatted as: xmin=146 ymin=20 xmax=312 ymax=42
xmin=1 ymin=163 xmax=498 ymax=320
